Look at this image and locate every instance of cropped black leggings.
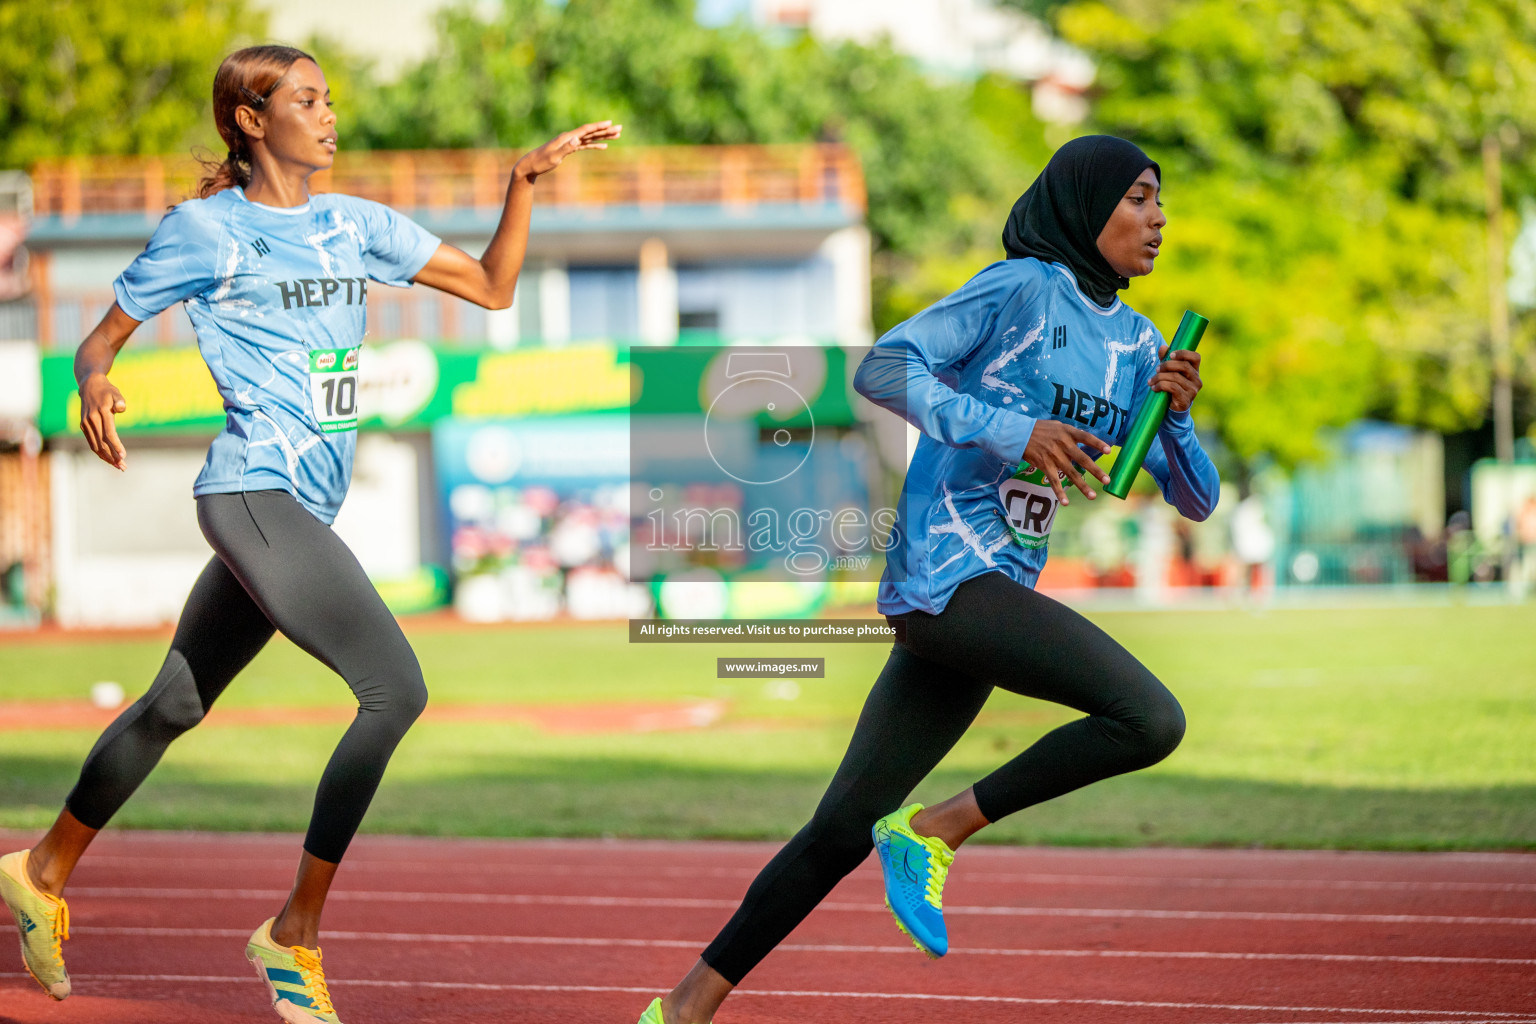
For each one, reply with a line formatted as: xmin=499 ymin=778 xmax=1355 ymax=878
xmin=703 ymin=570 xmax=1185 ymax=983
xmin=65 ymin=490 xmax=427 ymax=864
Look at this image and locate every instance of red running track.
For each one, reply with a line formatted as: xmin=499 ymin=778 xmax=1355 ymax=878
xmin=1 ymin=830 xmax=1532 ymax=1024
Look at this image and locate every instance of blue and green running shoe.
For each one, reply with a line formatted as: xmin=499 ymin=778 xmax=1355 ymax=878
xmin=872 ymin=803 xmax=955 ymax=958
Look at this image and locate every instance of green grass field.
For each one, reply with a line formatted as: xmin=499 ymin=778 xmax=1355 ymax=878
xmin=2 ymin=603 xmax=1533 ymax=850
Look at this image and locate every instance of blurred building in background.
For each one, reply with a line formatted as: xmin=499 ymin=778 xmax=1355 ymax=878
xmin=0 ymin=172 xmax=43 ymax=628
xmin=273 ymin=0 xmax=1096 ymax=120
xmin=19 ymin=145 xmax=870 ymax=350
xmin=4 ymin=144 xmax=871 ymax=626
xmin=268 ymin=0 xmax=446 ymax=80
xmin=712 ymin=0 xmax=1094 ymax=122
xmin=0 ymin=142 xmax=1520 ymax=626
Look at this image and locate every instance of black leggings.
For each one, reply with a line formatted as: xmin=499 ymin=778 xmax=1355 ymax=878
xmin=702 ymin=570 xmax=1185 ymax=983
xmin=65 ymin=490 xmax=427 ymax=864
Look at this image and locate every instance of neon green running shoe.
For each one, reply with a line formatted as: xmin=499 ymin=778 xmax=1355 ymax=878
xmin=0 ymin=849 xmax=71 ymax=1000
xmin=245 ymin=918 xmax=343 ymax=1024
xmin=872 ymin=803 xmax=955 ymax=958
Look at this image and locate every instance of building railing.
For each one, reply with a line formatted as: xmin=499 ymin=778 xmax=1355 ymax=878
xmin=29 ymin=144 xmax=866 ymax=219
xmin=27 ymin=286 xmax=499 ymax=349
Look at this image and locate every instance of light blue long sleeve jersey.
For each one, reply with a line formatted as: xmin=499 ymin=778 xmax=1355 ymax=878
xmin=114 ymin=187 xmax=441 ymax=523
xmin=854 ymin=257 xmax=1219 ymax=616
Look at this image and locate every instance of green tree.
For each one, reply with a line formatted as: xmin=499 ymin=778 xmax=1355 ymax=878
xmin=1053 ymin=0 xmax=1536 ymax=464
xmin=0 ymin=0 xmax=259 ymax=169
xmin=343 ymin=0 xmax=1042 ymax=332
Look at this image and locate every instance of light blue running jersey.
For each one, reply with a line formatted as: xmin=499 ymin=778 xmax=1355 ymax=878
xmin=854 ymin=257 xmax=1220 ymax=616
xmin=113 ymin=187 xmax=441 ymax=523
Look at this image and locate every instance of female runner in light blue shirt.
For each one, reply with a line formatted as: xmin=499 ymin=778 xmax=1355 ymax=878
xmin=0 ymin=44 xmax=618 ymax=1024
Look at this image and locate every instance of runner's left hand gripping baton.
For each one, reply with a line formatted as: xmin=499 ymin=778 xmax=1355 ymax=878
xmin=1104 ymin=310 xmax=1208 ymax=500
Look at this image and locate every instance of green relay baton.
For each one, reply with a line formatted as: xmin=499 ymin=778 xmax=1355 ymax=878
xmin=1104 ymin=310 xmax=1208 ymax=499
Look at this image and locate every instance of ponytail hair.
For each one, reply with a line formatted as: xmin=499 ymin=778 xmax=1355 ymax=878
xmin=195 ymin=44 xmax=316 ymax=199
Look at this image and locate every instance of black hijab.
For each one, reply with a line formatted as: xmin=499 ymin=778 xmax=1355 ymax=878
xmin=1002 ymin=135 xmax=1160 ymax=308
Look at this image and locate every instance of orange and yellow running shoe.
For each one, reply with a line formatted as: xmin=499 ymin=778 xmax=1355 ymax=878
xmin=0 ymin=849 xmax=71 ymax=1000
xmin=245 ymin=918 xmax=343 ymax=1024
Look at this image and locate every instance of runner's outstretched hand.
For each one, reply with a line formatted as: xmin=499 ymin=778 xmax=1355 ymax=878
xmin=1021 ymin=420 xmax=1110 ymax=505
xmin=515 ymin=121 xmax=623 ymax=183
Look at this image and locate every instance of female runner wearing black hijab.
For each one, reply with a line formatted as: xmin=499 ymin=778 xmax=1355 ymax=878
xmin=1003 ymin=134 xmax=1163 ymax=306
xmin=635 ymin=136 xmax=1218 ymax=1024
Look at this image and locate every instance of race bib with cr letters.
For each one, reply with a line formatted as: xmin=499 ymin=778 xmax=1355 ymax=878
xmin=999 ymin=464 xmax=1060 ymax=549
xmin=309 ymin=345 xmax=360 ymax=433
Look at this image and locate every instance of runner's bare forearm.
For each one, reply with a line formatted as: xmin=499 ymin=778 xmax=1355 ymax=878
xmin=477 ymin=171 xmax=538 ymax=308
xmin=74 ymin=304 xmax=139 ymax=388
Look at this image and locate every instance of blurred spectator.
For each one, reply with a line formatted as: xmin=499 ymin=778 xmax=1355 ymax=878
xmin=1446 ymin=510 xmax=1476 ymax=584
xmin=1231 ymin=493 xmax=1275 ymax=596
xmin=1080 ymin=500 xmax=1134 ymax=587
xmin=1228 ymin=494 xmax=1277 ymax=592
xmin=1517 ymin=496 xmax=1536 ymax=588
xmin=0 ymin=215 xmax=27 ymax=302
xmin=1408 ymin=524 xmax=1449 ymax=583
xmin=1134 ymin=500 xmax=1174 ymax=603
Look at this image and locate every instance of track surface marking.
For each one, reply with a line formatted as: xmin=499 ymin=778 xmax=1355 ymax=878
xmin=0 ymin=831 xmax=1531 ymax=1023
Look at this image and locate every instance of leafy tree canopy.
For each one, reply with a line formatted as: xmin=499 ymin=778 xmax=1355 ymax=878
xmin=1053 ymin=0 xmax=1536 ymax=462
xmin=342 ymin=0 xmax=1045 ymax=330
xmin=0 ymin=0 xmax=257 ymax=168
xmin=10 ymin=0 xmax=1531 ymax=467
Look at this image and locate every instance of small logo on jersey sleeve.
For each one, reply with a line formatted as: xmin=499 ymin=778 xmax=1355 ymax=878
xmin=1052 ymin=324 xmax=1067 ymax=349
xmin=251 ymin=237 xmax=271 ymax=257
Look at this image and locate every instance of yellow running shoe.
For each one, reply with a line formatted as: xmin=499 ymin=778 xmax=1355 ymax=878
xmin=245 ymin=918 xmax=343 ymax=1024
xmin=0 ymin=849 xmax=70 ymax=1000
xmin=637 ymin=997 xmax=711 ymax=1024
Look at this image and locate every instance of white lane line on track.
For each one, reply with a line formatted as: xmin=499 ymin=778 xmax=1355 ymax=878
xmin=76 ymin=856 xmax=761 ymax=880
xmin=67 ymin=887 xmax=1536 ymax=926
xmin=69 ymin=927 xmax=1536 ymax=967
xmin=2 ymin=974 xmax=1531 ymax=1020
xmin=69 ymin=857 xmax=1536 ymax=893
xmin=15 ymin=830 xmax=1531 ymax=862
xmin=961 ymin=874 xmax=1536 ymax=895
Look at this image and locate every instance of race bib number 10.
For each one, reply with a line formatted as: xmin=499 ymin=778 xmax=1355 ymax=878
xmin=999 ymin=464 xmax=1060 ymax=549
xmin=309 ymin=346 xmax=360 ymax=433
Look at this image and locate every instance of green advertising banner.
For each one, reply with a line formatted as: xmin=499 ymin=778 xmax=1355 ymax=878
xmin=38 ymin=341 xmax=857 ymax=436
xmin=629 ymin=346 xmax=857 ymax=427
xmin=40 ymin=347 xmax=224 ymax=437
xmin=450 ymin=344 xmax=633 ymax=419
xmin=40 ymin=342 xmax=638 ymax=437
